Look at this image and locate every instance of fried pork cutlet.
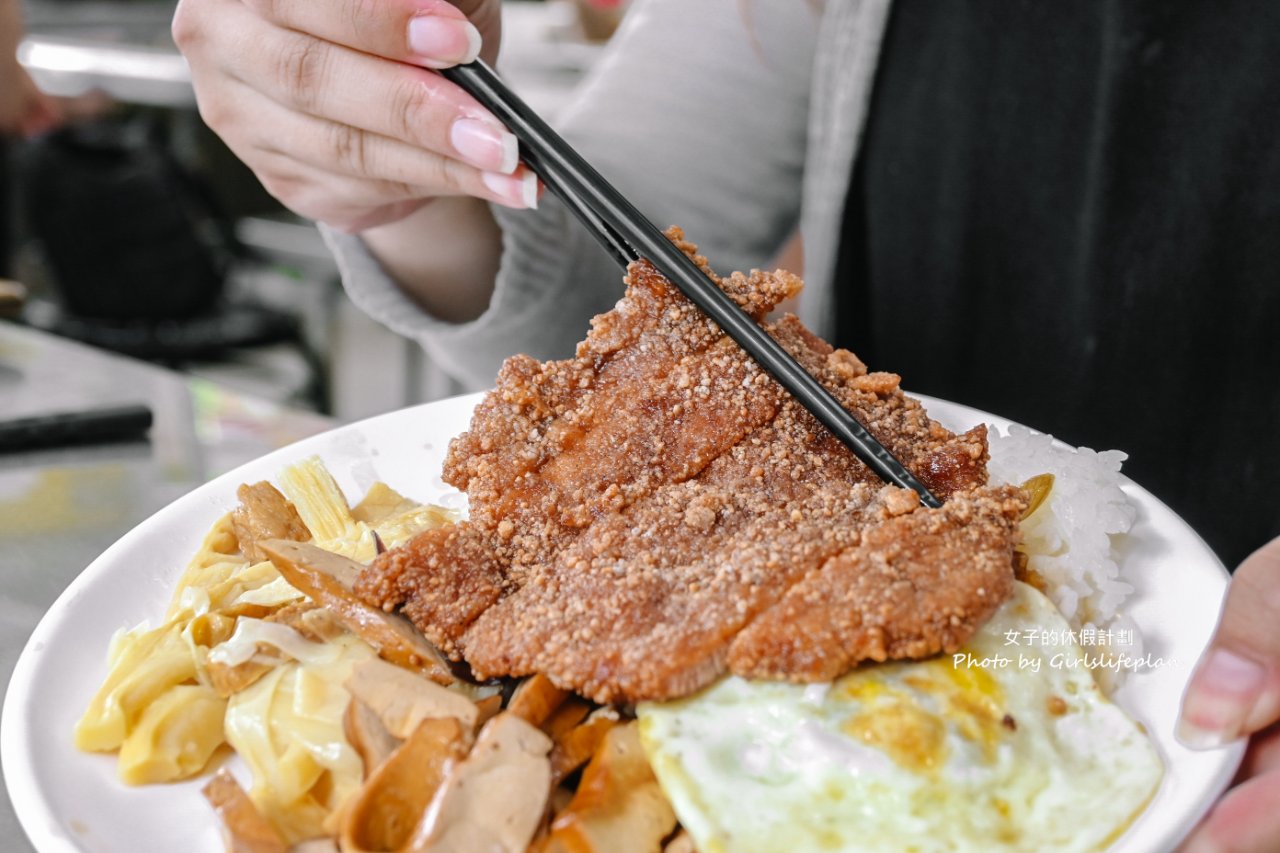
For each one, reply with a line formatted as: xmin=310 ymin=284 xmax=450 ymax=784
xmin=357 ymin=230 xmax=1026 ymax=704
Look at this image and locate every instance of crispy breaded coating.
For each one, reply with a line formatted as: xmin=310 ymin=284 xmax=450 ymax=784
xmin=355 ymin=522 xmax=506 ymax=660
xmin=356 ymin=230 xmax=1025 ymax=703
xmin=461 ymin=397 xmax=1020 ymax=703
xmin=727 ymin=486 xmax=1026 ymax=682
xmin=462 ymin=400 xmax=889 ymax=702
xmin=443 ymin=238 xmax=801 ymax=545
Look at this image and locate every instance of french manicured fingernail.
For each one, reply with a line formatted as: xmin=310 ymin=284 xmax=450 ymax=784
xmin=1176 ymin=648 xmax=1266 ymax=750
xmin=451 ymin=119 xmax=517 ymax=173
xmin=482 ymin=170 xmax=539 ymax=209
xmin=408 ymin=15 xmax=482 ymax=66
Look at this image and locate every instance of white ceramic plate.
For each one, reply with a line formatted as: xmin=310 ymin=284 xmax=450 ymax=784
xmin=2 ymin=392 xmax=1245 ymax=853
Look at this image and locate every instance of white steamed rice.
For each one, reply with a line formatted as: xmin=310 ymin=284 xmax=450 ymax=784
xmin=986 ymin=424 xmax=1138 ymax=641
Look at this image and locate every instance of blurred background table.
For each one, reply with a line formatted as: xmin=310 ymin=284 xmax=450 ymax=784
xmin=0 ymin=321 xmax=334 ymax=852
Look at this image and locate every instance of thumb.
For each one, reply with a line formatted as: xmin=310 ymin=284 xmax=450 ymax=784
xmin=1177 ymin=536 xmax=1280 ymax=749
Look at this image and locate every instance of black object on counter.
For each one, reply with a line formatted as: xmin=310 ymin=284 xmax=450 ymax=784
xmin=0 ymin=404 xmax=153 ymax=452
xmin=20 ymin=114 xmax=232 ymax=322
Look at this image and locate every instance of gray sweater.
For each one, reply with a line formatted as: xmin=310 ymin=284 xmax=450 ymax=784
xmin=323 ymin=0 xmax=893 ymax=391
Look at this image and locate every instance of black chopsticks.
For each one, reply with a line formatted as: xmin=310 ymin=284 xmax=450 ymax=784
xmin=441 ymin=60 xmax=942 ymax=509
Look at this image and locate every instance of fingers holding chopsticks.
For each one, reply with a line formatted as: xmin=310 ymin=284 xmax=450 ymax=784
xmin=237 ymin=0 xmax=485 ymax=69
xmin=222 ymin=81 xmax=535 ymax=229
xmin=173 ymin=0 xmax=530 ymax=232
xmin=225 ymin=25 xmax=514 ymax=169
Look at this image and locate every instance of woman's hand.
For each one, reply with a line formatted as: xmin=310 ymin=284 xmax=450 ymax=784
xmin=172 ymin=0 xmax=536 ymax=233
xmin=1176 ymin=536 xmax=1280 ymax=852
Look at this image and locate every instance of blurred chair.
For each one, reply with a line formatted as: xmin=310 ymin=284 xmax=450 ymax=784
xmin=16 ymin=112 xmax=328 ymax=411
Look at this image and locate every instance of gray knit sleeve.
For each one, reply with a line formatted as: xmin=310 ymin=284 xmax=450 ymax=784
xmin=323 ymin=197 xmax=607 ymax=392
xmin=326 ymin=0 xmax=818 ymax=392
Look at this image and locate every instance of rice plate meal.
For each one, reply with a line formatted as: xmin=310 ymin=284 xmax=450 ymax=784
xmin=74 ymin=233 xmax=1162 ymax=853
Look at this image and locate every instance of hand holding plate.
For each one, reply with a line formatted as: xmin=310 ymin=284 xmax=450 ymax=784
xmin=1177 ymin=535 xmax=1280 ymax=852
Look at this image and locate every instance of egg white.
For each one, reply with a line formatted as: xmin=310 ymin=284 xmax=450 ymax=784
xmin=637 ymin=582 xmax=1162 ymax=853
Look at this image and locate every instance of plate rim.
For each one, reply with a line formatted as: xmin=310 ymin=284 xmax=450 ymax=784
xmin=1 ymin=391 xmax=1246 ymax=852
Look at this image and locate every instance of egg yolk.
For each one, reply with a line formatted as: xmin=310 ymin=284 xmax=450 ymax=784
xmin=842 ymin=700 xmax=948 ymax=774
xmin=837 ymin=655 xmax=1011 ymax=774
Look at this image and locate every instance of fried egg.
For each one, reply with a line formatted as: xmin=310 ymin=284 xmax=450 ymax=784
xmin=637 ymin=582 xmax=1162 ymax=853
